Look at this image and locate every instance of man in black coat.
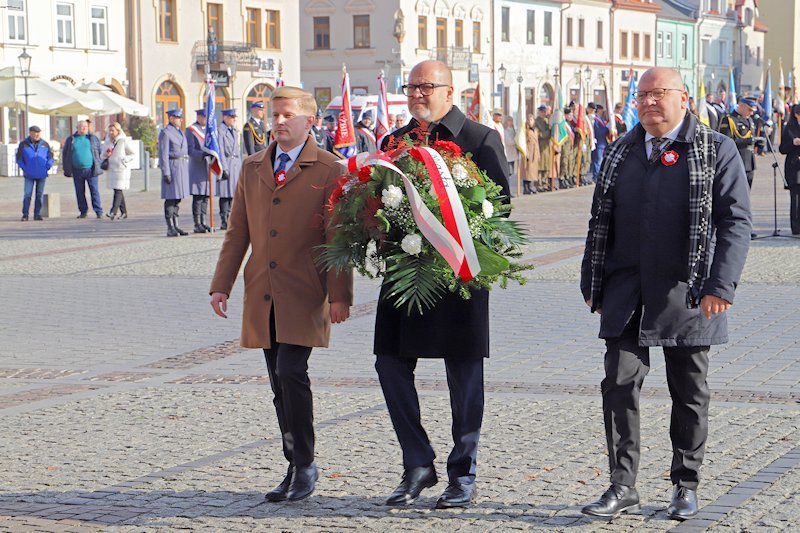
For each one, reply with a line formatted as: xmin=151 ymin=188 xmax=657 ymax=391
xmin=580 ymin=67 xmax=751 ymax=521
xmin=375 ymin=59 xmax=509 ymax=509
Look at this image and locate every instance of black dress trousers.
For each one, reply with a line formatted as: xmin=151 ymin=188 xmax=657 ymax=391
xmin=602 ymin=313 xmax=710 ymax=490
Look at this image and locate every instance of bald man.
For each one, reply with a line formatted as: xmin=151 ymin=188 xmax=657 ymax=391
xmin=580 ymin=67 xmax=751 ymax=521
xmin=375 ymin=60 xmax=509 ymax=509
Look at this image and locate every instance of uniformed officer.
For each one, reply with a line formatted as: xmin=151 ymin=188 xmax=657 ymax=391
xmin=217 ymin=108 xmax=242 ymax=230
xmin=719 ymin=96 xmax=758 ymax=189
xmin=355 ymin=110 xmax=377 ymax=153
xmin=310 ymin=110 xmax=331 ymax=152
xmin=186 ymin=108 xmax=211 ymax=233
xmin=243 ymin=101 xmax=268 ymax=155
xmin=159 ymin=108 xmax=190 ymax=237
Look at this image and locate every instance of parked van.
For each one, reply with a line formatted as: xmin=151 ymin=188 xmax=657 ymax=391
xmin=324 ymin=93 xmax=409 ymax=124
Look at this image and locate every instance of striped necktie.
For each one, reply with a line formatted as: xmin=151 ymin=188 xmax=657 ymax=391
xmin=649 ymin=137 xmax=665 ymax=164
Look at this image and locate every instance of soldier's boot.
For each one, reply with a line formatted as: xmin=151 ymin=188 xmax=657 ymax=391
xmin=220 ymin=211 xmax=228 ymax=231
xmin=165 ymin=206 xmax=178 ymax=237
xmin=172 ymin=205 xmax=188 ymax=236
xmin=522 ymin=180 xmax=531 ymax=194
xmin=192 ymin=197 xmax=206 ymax=233
xmin=201 ymin=197 xmax=211 ymax=231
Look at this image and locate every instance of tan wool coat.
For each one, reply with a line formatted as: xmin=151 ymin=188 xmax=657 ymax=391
xmin=209 ymin=136 xmax=354 ymax=348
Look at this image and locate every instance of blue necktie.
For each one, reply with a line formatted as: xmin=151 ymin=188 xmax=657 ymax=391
xmin=275 ymin=153 xmax=290 ymax=175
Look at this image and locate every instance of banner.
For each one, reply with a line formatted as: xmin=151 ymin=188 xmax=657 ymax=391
xmin=375 ymin=71 xmax=390 ymax=148
xmin=514 ymin=83 xmax=527 ymax=158
xmin=604 ymin=78 xmax=617 ymax=141
xmin=467 ymin=81 xmax=481 ymax=122
xmin=727 ymin=68 xmax=737 ymax=113
xmin=622 ymin=69 xmax=639 ymax=131
xmin=697 ymin=81 xmax=710 ymax=126
xmin=550 ymin=77 xmax=573 ymax=146
xmin=202 ymin=79 xmax=222 ymax=178
xmin=334 ymin=66 xmax=357 ymax=158
xmin=763 ymin=68 xmax=773 ymax=125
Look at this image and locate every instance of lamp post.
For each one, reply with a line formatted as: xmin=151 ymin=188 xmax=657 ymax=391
xmin=498 ymin=62 xmax=507 ymax=114
xmin=18 ymin=47 xmax=31 ymax=133
xmin=584 ymin=65 xmax=593 ymax=105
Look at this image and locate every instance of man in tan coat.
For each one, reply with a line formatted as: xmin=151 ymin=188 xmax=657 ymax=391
xmin=210 ymin=86 xmax=353 ymax=503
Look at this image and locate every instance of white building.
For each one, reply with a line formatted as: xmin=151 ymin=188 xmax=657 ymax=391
xmin=609 ymin=0 xmax=659 ymax=105
xmin=493 ymin=0 xmax=562 ymax=119
xmin=0 ymin=0 xmax=127 ymax=146
xmin=560 ymin=0 xmax=613 ymax=107
xmin=125 ymin=0 xmax=300 ymax=127
xmin=300 ymin=0 xmax=493 ymax=116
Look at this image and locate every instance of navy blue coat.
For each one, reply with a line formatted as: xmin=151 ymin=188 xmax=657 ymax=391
xmin=186 ymin=123 xmax=210 ymax=196
xmin=62 ymin=132 xmax=103 ymax=177
xmin=374 ymin=105 xmax=510 ymax=359
xmin=16 ymin=137 xmax=53 ymax=179
xmin=580 ymin=114 xmax=751 ymax=347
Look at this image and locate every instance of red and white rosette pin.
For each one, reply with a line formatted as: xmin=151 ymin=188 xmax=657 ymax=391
xmin=275 ymin=169 xmax=287 ymax=186
xmin=661 ymin=150 xmax=679 ymax=166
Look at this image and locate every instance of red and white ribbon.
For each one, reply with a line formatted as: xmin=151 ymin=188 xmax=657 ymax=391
xmin=339 ymin=147 xmax=481 ymax=282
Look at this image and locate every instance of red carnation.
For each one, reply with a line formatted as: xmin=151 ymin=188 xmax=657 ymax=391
xmin=358 ymin=165 xmax=372 ymax=183
xmin=432 ymin=140 xmax=462 ymax=157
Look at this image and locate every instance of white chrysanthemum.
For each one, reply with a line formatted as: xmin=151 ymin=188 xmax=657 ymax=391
xmin=450 ymin=163 xmax=477 ymax=187
xmin=482 ymin=199 xmax=494 ymax=218
xmin=381 ymin=184 xmax=403 ymax=209
xmin=400 ymin=234 xmax=422 ymax=255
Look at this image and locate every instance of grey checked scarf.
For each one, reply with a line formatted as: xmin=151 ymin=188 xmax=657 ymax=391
xmin=587 ymin=114 xmax=717 ymax=310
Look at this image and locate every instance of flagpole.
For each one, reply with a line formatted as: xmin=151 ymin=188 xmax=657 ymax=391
xmin=206 ymin=76 xmax=215 ymax=232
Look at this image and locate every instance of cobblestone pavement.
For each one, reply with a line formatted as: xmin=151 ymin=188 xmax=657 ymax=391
xmin=0 ymin=156 xmax=798 ymax=532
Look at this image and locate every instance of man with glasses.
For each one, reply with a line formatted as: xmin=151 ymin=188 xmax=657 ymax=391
xmin=375 ymin=60 xmax=509 ymax=510
xmin=580 ymin=67 xmax=751 ymax=521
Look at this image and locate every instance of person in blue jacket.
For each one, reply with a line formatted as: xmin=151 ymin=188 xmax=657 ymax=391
xmin=62 ymin=120 xmax=104 ymax=218
xmin=17 ymin=125 xmax=54 ymax=221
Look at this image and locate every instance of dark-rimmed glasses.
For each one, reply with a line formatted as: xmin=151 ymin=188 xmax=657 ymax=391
xmin=634 ymin=88 xmax=684 ymax=103
xmin=401 ymin=83 xmax=450 ymax=96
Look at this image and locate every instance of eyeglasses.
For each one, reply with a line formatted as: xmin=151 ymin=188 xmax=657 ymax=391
xmin=401 ymin=83 xmax=449 ymax=96
xmin=634 ymin=88 xmax=683 ymax=103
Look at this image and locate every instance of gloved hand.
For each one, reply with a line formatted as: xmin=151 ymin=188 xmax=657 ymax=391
xmin=220 ymin=170 xmax=229 ymax=181
xmin=163 ymin=174 xmax=172 ymax=184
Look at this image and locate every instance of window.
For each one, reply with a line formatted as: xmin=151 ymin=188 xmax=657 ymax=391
xmin=757 ymin=45 xmax=761 ymax=66
xmin=644 ymin=33 xmax=651 ymax=60
xmin=681 ymin=34 xmax=688 ymax=61
xmin=353 ymin=14 xmax=369 ymax=48
xmin=544 ymin=12 xmax=552 ymax=46
xmin=718 ymin=40 xmax=726 ymax=64
xmin=632 ymin=32 xmax=640 ymax=59
xmin=246 ymin=8 xmax=261 ymax=47
xmin=656 ymin=31 xmax=663 ymax=58
xmin=265 ymin=9 xmax=280 ymax=49
xmin=207 ymin=3 xmax=223 ymax=41
xmin=419 ymin=16 xmax=428 ymax=48
xmin=664 ymin=33 xmax=671 ymax=59
xmin=526 ymin=10 xmax=535 ymax=44
xmin=455 ymin=19 xmax=463 ymax=48
xmin=435 ymin=17 xmax=447 ymax=60
xmin=597 ymin=20 xmax=603 ymax=49
xmin=155 ymin=80 xmax=183 ymax=126
xmin=55 ymin=2 xmax=73 ymax=45
xmin=620 ymin=31 xmax=628 ymax=58
xmin=701 ymin=38 xmax=710 ymax=63
xmin=159 ymin=0 xmax=176 ymax=41
xmin=314 ymin=87 xmax=331 ymax=108
xmin=566 ymin=17 xmax=573 ymax=46
xmin=501 ymin=7 xmax=509 ymax=42
xmin=578 ymin=18 xmax=584 ymax=47
xmin=313 ymin=16 xmax=330 ymax=49
xmin=472 ymin=21 xmax=480 ymax=52
xmin=7 ymin=0 xmax=25 ymax=42
xmin=90 ymin=6 xmax=107 ymax=48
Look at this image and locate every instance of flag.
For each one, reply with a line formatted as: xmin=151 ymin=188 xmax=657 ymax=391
xmin=574 ymin=71 xmax=587 ymax=137
xmin=202 ymin=79 xmax=222 ymax=178
xmin=763 ymin=68 xmax=773 ymax=125
xmin=514 ymin=83 xmax=527 ymax=158
xmin=550 ymin=77 xmax=573 ymax=146
xmin=727 ymin=68 xmax=737 ymax=113
xmin=776 ymin=59 xmax=786 ymax=116
xmin=792 ymin=68 xmax=798 ymax=104
xmin=375 ymin=71 xmax=390 ymax=147
xmin=622 ymin=69 xmax=639 ymax=131
xmin=466 ymin=82 xmax=480 ymax=122
xmin=604 ymin=77 xmax=617 ymax=141
xmin=334 ymin=66 xmax=357 ymax=158
xmin=697 ymin=80 xmax=710 ymax=126
xmin=275 ymin=77 xmax=285 ymax=88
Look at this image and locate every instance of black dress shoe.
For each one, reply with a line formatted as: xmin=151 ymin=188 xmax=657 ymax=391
xmin=581 ymin=484 xmax=640 ymax=518
xmin=264 ymin=466 xmax=293 ymax=502
xmin=33 ymin=215 xmax=43 ymax=221
xmin=666 ymin=485 xmax=699 ymax=520
xmin=20 ymin=215 xmax=28 ymax=221
xmin=435 ymin=481 xmax=475 ymax=509
xmin=287 ymin=463 xmax=318 ymax=501
xmin=386 ymin=465 xmax=438 ymax=506
xmin=77 ymin=213 xmax=87 ymax=219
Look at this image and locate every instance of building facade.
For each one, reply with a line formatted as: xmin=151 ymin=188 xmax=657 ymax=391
xmin=610 ymin=0 xmax=659 ymax=105
xmin=125 ymin=0 xmax=300 ymax=127
xmin=560 ymin=0 xmax=612 ymax=107
xmin=758 ymin=0 xmax=800 ymax=94
xmin=655 ymin=0 xmax=696 ymax=97
xmin=732 ymin=0 xmax=766 ymax=93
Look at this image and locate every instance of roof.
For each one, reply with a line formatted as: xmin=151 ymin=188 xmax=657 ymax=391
xmin=655 ymin=0 xmax=696 ymax=21
xmin=613 ymin=0 xmax=661 ymax=13
xmin=753 ymin=20 xmax=768 ymax=32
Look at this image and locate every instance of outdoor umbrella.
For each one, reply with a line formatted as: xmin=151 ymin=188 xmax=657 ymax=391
xmin=76 ymin=81 xmax=149 ymax=116
xmin=0 ymin=66 xmax=104 ymax=115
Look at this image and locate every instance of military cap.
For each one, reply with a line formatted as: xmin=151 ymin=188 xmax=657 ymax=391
xmin=195 ymin=108 xmax=206 ymax=116
xmin=250 ymin=101 xmax=264 ymax=109
xmin=222 ymin=108 xmax=237 ymax=117
xmin=167 ymin=108 xmax=183 ymax=118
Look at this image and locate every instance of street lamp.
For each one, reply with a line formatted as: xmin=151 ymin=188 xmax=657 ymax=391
xmin=584 ymin=65 xmax=593 ymax=104
xmin=18 ymin=47 xmax=31 ymax=132
xmin=498 ymin=63 xmax=507 ymax=114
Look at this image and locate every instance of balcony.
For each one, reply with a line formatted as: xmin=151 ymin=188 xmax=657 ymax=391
xmin=192 ymin=40 xmax=258 ymax=70
xmin=428 ymin=47 xmax=472 ymax=70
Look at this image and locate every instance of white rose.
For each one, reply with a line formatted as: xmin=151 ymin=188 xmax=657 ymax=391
xmin=400 ymin=233 xmax=422 ymax=255
xmin=381 ymin=184 xmax=403 ymax=209
xmin=482 ymin=199 xmax=494 ymax=218
xmin=451 ymin=163 xmax=468 ymax=181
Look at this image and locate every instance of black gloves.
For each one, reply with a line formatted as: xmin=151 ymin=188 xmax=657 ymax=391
xmin=220 ymin=170 xmax=229 ymax=181
xmin=163 ymin=174 xmax=172 ymax=184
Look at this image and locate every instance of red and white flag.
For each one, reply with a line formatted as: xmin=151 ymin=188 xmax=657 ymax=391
xmin=467 ymin=82 xmax=481 ymax=122
xmin=375 ymin=71 xmax=390 ymax=147
xmin=334 ymin=66 xmax=357 ymax=158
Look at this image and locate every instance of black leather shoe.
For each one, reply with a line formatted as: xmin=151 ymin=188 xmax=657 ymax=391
xmin=287 ymin=463 xmax=318 ymax=501
xmin=581 ymin=484 xmax=640 ymax=518
xmin=77 ymin=213 xmax=87 ymax=219
xmin=33 ymin=215 xmax=43 ymax=221
xmin=264 ymin=466 xmax=293 ymax=502
xmin=20 ymin=215 xmax=28 ymax=221
xmin=435 ymin=481 xmax=476 ymax=509
xmin=386 ymin=465 xmax=438 ymax=506
xmin=666 ymin=485 xmax=698 ymax=520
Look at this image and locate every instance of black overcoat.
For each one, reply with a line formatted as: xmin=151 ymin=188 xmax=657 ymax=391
xmin=580 ymin=114 xmax=751 ymax=347
xmin=374 ymin=105 xmax=510 ymax=358
xmin=779 ymin=122 xmax=800 ymax=186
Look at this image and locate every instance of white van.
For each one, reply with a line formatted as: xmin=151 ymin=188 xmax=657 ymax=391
xmin=324 ymin=93 xmax=409 ymax=124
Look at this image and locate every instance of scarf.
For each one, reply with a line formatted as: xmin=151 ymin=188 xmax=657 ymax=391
xmin=587 ymin=113 xmax=717 ymax=310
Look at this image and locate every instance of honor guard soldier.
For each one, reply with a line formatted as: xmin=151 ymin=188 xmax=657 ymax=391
xmin=355 ymin=110 xmax=377 ymax=153
xmin=159 ymin=108 xmax=190 ymax=237
xmin=311 ymin=110 xmax=331 ymax=152
xmin=217 ymin=108 xmax=242 ymax=230
xmin=243 ymin=101 xmax=268 ymax=155
xmin=186 ymin=108 xmax=211 ymax=233
xmin=719 ymin=97 xmax=760 ymax=239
